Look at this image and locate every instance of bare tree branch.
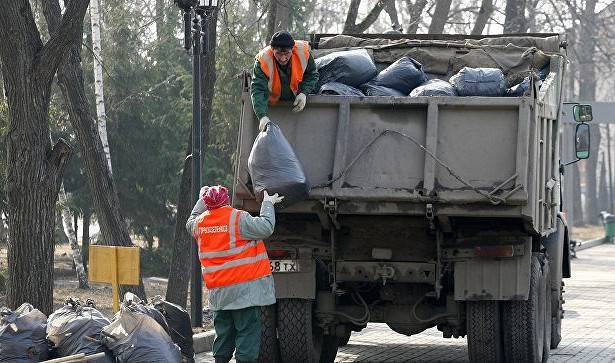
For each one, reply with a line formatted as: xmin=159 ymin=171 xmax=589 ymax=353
xmin=428 ymin=0 xmax=452 ymax=34
xmin=472 ymin=0 xmax=494 ymax=35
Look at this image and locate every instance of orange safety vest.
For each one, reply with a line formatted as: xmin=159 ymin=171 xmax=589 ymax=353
xmin=196 ymin=206 xmax=272 ymax=289
xmin=256 ymin=41 xmax=311 ymax=104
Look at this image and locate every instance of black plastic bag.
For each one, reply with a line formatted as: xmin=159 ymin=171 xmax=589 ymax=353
xmin=450 ymin=67 xmax=507 ymax=97
xmin=0 ymin=303 xmax=48 ymax=362
xmin=318 ymin=82 xmax=364 ymax=96
xmin=315 ymin=49 xmax=378 ymax=89
xmin=361 ymin=84 xmax=406 ymax=97
xmin=46 ymin=298 xmax=113 ymax=363
xmin=101 ymin=293 xmax=181 ymax=363
xmin=410 ymin=79 xmax=457 ymax=97
xmin=150 ymin=296 xmax=194 ymax=362
xmin=248 ymin=122 xmax=310 ymax=209
xmin=368 ymin=56 xmax=427 ymax=94
xmin=505 ymin=76 xmax=531 ymax=97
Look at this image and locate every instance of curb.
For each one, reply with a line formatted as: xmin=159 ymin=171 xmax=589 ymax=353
xmin=576 ymin=237 xmax=606 ymax=251
xmin=193 ymin=330 xmax=216 ymax=353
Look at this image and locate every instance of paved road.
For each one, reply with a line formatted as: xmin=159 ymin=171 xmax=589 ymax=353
xmin=197 ymin=243 xmax=615 ymax=362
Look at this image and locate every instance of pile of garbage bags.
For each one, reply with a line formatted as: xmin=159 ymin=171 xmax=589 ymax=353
xmin=315 ymin=38 xmax=550 ymax=98
xmin=0 ymin=294 xmax=195 ymax=363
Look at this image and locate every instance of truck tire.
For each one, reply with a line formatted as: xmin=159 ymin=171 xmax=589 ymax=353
xmin=258 ymin=304 xmax=280 ymax=363
xmin=277 ymin=298 xmax=322 ymax=363
xmin=551 ymin=281 xmax=563 ymax=348
xmin=503 ymin=253 xmax=549 ymax=363
xmin=466 ymin=301 xmax=503 ymax=362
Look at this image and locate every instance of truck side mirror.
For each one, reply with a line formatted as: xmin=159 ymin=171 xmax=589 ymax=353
xmin=575 ymin=123 xmax=590 ymax=159
xmin=573 ymin=104 xmax=593 ymax=122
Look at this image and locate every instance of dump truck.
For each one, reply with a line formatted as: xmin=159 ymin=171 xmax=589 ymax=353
xmin=232 ymin=33 xmax=593 ymax=363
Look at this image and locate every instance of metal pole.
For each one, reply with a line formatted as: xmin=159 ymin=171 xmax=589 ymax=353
xmin=190 ymin=11 xmax=203 ymax=327
xmin=608 ymin=124 xmax=614 ymax=212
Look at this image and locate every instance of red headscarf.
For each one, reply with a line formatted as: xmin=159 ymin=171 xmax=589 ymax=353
xmin=202 ymin=185 xmax=229 ymax=210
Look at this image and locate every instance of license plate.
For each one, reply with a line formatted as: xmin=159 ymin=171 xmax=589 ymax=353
xmin=270 ymin=259 xmax=299 ymax=273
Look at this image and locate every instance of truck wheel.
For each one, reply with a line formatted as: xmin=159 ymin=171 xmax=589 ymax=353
xmin=277 ymin=298 xmax=322 ymax=363
xmin=466 ymin=301 xmax=503 ymax=362
xmin=258 ymin=304 xmax=280 ymax=363
xmin=503 ymin=253 xmax=549 ymax=363
xmin=551 ymin=281 xmax=563 ymax=348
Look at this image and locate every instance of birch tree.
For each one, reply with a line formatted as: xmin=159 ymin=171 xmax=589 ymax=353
xmin=59 ymin=187 xmax=89 ymax=289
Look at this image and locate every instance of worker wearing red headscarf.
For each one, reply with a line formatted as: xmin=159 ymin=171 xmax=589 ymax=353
xmin=186 ymin=185 xmax=283 ymax=363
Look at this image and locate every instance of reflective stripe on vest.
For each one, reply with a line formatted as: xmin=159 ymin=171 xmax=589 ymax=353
xmin=196 ymin=206 xmax=272 ymax=289
xmin=255 ymin=40 xmax=311 ymax=104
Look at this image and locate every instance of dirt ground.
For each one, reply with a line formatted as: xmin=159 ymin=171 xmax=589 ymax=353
xmin=570 ymin=224 xmax=605 ymax=241
xmin=1 ymin=244 xmax=211 ymax=327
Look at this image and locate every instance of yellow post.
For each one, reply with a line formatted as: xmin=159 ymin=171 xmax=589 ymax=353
xmin=88 ymin=245 xmax=140 ymax=313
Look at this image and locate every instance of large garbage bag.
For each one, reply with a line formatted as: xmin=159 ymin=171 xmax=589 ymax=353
xmin=315 ymin=49 xmax=378 ymax=89
xmin=410 ymin=79 xmax=457 ymax=97
xmin=101 ymin=293 xmax=181 ymax=363
xmin=248 ymin=121 xmax=310 ymax=209
xmin=150 ymin=296 xmax=194 ymax=362
xmin=0 ymin=303 xmax=48 ymax=362
xmin=47 ymin=298 xmax=113 ymax=362
xmin=361 ymin=84 xmax=406 ymax=97
xmin=367 ymin=56 xmax=427 ymax=94
xmin=505 ymin=76 xmax=531 ymax=97
xmin=318 ymin=82 xmax=364 ymax=96
xmin=449 ymin=67 xmax=507 ymax=96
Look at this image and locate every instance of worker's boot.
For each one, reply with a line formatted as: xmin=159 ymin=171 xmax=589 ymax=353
xmin=214 ymin=357 xmax=231 ymax=363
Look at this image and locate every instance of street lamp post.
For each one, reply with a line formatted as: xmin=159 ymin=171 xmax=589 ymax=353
xmin=174 ymin=0 xmax=218 ymax=327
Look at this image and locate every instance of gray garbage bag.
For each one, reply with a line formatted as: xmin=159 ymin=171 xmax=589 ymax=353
xmin=101 ymin=293 xmax=181 ymax=363
xmin=248 ymin=122 xmax=310 ymax=210
xmin=315 ymin=49 xmax=378 ymax=89
xmin=449 ymin=67 xmax=507 ymax=96
xmin=47 ymin=298 xmax=113 ymax=362
xmin=0 ymin=303 xmax=48 ymax=362
xmin=318 ymin=82 xmax=364 ymax=96
xmin=150 ymin=296 xmax=194 ymax=362
xmin=505 ymin=76 xmax=531 ymax=97
xmin=361 ymin=84 xmax=406 ymax=96
xmin=368 ymin=56 xmax=427 ymax=94
xmin=410 ymin=79 xmax=457 ymax=97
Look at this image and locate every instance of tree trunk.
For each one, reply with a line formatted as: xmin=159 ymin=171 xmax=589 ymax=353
xmin=155 ymin=0 xmax=165 ymax=41
xmin=428 ymin=0 xmax=452 ymax=34
xmin=503 ymin=0 xmax=527 ymax=33
xmin=82 ymin=208 xmax=91 ymax=273
xmin=41 ymin=0 xmax=146 ymax=299
xmin=526 ymin=0 xmax=539 ymax=32
xmin=343 ymin=0 xmax=361 ymax=34
xmin=383 ymin=0 xmax=401 ymax=31
xmin=471 ymin=0 xmax=494 ymax=35
xmin=90 ymin=0 xmax=112 ymax=174
xmin=599 ymin=151 xmax=609 ymax=213
xmin=274 ymin=0 xmax=291 ymax=33
xmin=0 ymin=0 xmax=87 ymax=315
xmin=166 ymin=8 xmax=219 ymax=308
xmin=344 ymin=0 xmax=387 ymax=34
xmin=573 ymin=163 xmax=584 ymax=226
xmin=59 ymin=187 xmax=88 ymax=289
xmin=405 ymin=0 xmax=428 ymax=34
xmin=266 ymin=0 xmax=278 ymax=43
xmin=578 ymin=0 xmax=598 ymax=224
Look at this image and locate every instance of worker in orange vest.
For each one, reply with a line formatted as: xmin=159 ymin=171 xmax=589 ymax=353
xmin=251 ymin=30 xmax=319 ymax=132
xmin=186 ymin=185 xmax=284 ymax=363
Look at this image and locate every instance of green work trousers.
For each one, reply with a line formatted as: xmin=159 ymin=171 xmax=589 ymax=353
xmin=212 ymin=306 xmax=261 ymax=363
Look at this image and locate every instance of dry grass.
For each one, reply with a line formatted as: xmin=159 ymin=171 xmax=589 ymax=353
xmin=570 ymin=224 xmax=605 ymax=241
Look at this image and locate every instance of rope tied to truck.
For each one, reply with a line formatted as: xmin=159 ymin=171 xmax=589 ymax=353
xmin=312 ymin=129 xmax=523 ymax=205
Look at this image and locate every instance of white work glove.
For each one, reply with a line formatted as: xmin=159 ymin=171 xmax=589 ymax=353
xmin=263 ymin=190 xmax=284 ymax=205
xmin=292 ymin=93 xmax=307 ymax=113
xmin=259 ymin=116 xmax=271 ymax=132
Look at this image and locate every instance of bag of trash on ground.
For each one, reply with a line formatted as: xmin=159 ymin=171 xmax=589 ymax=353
xmin=367 ymin=56 xmax=427 ymax=94
xmin=361 ymin=84 xmax=406 ymax=97
xmin=318 ymin=82 xmax=364 ymax=96
xmin=149 ymin=295 xmax=195 ymax=362
xmin=449 ymin=67 xmax=507 ymax=97
xmin=101 ymin=293 xmax=181 ymax=363
xmin=410 ymin=79 xmax=457 ymax=97
xmin=248 ymin=121 xmax=310 ymax=209
xmin=46 ymin=298 xmax=113 ymax=362
xmin=315 ymin=49 xmax=378 ymax=89
xmin=0 ymin=303 xmax=48 ymax=362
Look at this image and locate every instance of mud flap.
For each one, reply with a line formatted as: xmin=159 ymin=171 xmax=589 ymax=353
xmin=273 ymin=259 xmax=316 ymax=299
xmin=454 ymin=239 xmax=532 ymax=300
